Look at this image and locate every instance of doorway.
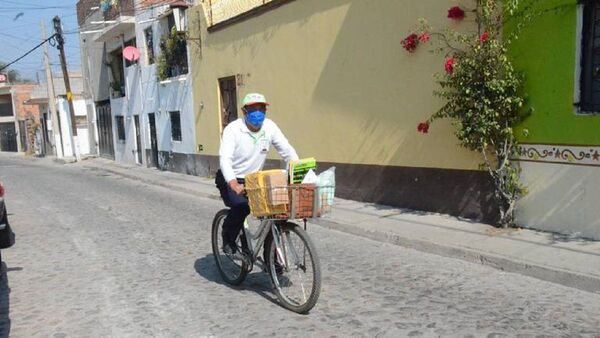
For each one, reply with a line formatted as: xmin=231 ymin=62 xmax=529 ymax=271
xmin=134 ymin=115 xmax=142 ymax=165
xmin=0 ymin=122 xmax=17 ymax=152
xmin=96 ymin=100 xmax=115 ymax=159
xmin=148 ymin=113 xmax=159 ymax=168
xmin=218 ymin=76 xmax=237 ymax=131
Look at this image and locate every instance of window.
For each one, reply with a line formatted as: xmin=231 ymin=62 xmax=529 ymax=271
xmin=170 ymin=111 xmax=182 ymax=141
xmin=168 ymin=13 xmax=176 ymax=32
xmin=116 ymin=116 xmax=125 ymax=141
xmin=144 ymin=27 xmax=154 ymax=65
xmin=158 ymin=13 xmax=188 ymax=79
xmin=0 ymin=103 xmax=12 ymax=117
xmin=108 ymin=48 xmax=125 ymax=98
xmin=0 ymin=95 xmax=13 ymax=117
xmin=580 ymin=0 xmax=600 ymax=112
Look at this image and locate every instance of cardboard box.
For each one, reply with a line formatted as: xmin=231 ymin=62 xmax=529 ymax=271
xmin=246 ymin=170 xmax=288 ymax=217
xmin=266 ymin=172 xmax=289 ymax=205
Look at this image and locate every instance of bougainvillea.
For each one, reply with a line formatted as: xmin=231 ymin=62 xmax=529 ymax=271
xmin=403 ymin=1 xmax=530 ymax=227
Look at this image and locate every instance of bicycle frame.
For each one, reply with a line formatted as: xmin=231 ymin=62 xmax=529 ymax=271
xmin=241 ymin=218 xmax=274 ymax=261
xmin=241 ymin=218 xmax=295 ymax=271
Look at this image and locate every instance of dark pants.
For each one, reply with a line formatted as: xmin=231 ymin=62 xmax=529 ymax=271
xmin=215 ymin=170 xmax=249 ymax=247
xmin=215 ymin=170 xmax=273 ymax=260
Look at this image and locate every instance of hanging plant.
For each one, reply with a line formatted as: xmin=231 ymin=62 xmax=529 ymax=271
xmin=100 ymin=0 xmax=120 ymax=12
xmin=157 ymin=26 xmax=188 ymax=81
xmin=100 ymin=0 xmax=112 ymax=12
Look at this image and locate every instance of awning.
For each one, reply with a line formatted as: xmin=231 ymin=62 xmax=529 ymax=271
xmin=94 ymin=16 xmax=135 ymax=42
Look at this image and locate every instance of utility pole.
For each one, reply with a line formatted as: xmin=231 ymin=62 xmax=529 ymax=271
xmin=53 ymin=15 xmax=80 ymax=161
xmin=41 ymin=20 xmax=64 ymax=157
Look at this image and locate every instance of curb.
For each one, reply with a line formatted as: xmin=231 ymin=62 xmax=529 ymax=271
xmin=83 ymin=162 xmax=600 ymax=295
xmin=81 ymin=164 xmax=222 ymax=201
xmin=313 ymin=218 xmax=600 ymax=294
xmin=53 ymin=157 xmax=77 ymax=164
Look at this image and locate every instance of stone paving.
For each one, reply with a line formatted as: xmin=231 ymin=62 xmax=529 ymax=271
xmin=0 ymin=155 xmax=599 ymax=337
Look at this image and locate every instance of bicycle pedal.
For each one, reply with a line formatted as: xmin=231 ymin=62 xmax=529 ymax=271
xmin=241 ymin=254 xmax=253 ymax=272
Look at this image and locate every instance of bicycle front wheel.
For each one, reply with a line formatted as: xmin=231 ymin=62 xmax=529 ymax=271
xmin=211 ymin=209 xmax=248 ymax=285
xmin=267 ymin=222 xmax=321 ymax=314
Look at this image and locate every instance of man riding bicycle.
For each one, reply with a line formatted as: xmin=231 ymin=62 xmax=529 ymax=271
xmin=215 ymin=93 xmax=299 ymax=256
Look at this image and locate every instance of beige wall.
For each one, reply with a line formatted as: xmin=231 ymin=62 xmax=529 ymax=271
xmin=190 ymin=0 xmax=480 ymax=170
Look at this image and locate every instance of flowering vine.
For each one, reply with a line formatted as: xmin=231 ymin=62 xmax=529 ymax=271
xmin=404 ymin=0 xmax=530 ymax=227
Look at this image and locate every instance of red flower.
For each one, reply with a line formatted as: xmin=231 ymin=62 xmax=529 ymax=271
xmin=401 ymin=33 xmax=419 ymax=52
xmin=445 ymin=57 xmax=455 ymax=74
xmin=417 ymin=122 xmax=430 ymax=134
xmin=447 ymin=6 xmax=465 ymax=20
xmin=418 ymin=32 xmax=431 ymax=43
xmin=480 ymin=32 xmax=490 ymax=42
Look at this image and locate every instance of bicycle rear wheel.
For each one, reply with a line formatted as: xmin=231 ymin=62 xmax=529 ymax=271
xmin=211 ymin=209 xmax=248 ymax=285
xmin=267 ymin=222 xmax=321 ymax=314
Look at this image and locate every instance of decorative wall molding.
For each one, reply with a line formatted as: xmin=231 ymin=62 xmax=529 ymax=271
xmin=516 ymin=143 xmax=600 ymax=167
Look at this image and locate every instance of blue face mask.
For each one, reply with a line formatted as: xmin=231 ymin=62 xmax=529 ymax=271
xmin=245 ymin=110 xmax=266 ymax=128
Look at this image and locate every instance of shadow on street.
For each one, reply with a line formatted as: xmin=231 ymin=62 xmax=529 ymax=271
xmin=194 ymin=254 xmax=282 ymax=308
xmin=0 ymin=258 xmax=11 ymax=338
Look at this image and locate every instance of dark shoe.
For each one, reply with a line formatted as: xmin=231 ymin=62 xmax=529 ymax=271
xmin=274 ymin=262 xmax=284 ymax=275
xmin=222 ymin=242 xmax=237 ymax=256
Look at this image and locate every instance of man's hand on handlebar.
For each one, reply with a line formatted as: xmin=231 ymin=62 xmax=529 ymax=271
xmin=228 ymin=179 xmax=245 ymax=195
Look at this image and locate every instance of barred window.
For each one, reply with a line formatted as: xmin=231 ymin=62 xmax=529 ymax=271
xmin=580 ymin=0 xmax=600 ymax=112
xmin=170 ymin=111 xmax=182 ymax=141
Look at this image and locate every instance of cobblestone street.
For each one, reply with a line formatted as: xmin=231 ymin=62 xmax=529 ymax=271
xmin=0 ymin=155 xmax=599 ymax=337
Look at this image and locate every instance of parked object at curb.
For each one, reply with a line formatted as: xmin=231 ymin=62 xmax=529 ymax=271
xmin=0 ymin=181 xmax=16 ymax=253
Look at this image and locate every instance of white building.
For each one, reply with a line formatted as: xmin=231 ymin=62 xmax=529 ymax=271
xmin=25 ymin=74 xmax=97 ymax=158
xmin=78 ymin=0 xmax=196 ymax=171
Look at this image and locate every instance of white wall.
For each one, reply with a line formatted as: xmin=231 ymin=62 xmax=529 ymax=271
xmin=136 ymin=4 xmax=196 ymax=161
xmin=516 ymin=161 xmax=600 ymax=240
xmin=56 ymin=98 xmax=92 ymax=157
xmin=108 ymin=29 xmax=146 ymax=166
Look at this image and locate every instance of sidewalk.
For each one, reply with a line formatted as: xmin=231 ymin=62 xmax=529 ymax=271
xmin=66 ymin=156 xmax=600 ymax=294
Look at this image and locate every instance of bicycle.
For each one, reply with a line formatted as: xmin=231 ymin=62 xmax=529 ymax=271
xmin=211 ymin=184 xmax=333 ymax=314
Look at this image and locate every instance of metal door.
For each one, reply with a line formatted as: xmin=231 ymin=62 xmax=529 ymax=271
xmin=95 ymin=100 xmax=115 ymax=159
xmin=134 ymin=115 xmax=142 ymax=164
xmin=0 ymin=123 xmax=17 ymax=152
xmin=148 ymin=113 xmax=159 ymax=167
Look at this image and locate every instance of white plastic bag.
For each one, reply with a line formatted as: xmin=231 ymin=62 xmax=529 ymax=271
xmin=317 ymin=167 xmax=336 ymax=209
xmin=301 ymin=169 xmax=318 ymax=184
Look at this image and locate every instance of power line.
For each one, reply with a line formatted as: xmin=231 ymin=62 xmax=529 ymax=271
xmin=0 ymin=31 xmax=40 ymax=43
xmin=0 ymin=0 xmax=73 ymax=8
xmin=0 ymin=34 xmax=57 ymax=72
xmin=0 ymin=6 xmax=73 ymax=11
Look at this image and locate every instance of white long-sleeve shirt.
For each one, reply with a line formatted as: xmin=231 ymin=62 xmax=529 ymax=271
xmin=219 ymin=118 xmax=299 ymax=183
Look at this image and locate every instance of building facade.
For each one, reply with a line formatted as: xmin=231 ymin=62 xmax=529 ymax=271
xmin=188 ymin=0 xmax=495 ymax=221
xmin=25 ymin=74 xmax=96 ymax=158
xmin=0 ymin=84 xmax=40 ymax=153
xmin=512 ymin=0 xmax=600 ymax=239
xmin=78 ymin=0 xmax=196 ymax=169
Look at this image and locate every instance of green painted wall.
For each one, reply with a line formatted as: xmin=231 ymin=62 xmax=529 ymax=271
xmin=511 ymin=0 xmax=600 ymax=145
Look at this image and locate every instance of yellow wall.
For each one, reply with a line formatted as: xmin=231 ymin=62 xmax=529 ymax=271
xmin=189 ymin=0 xmax=481 ymax=170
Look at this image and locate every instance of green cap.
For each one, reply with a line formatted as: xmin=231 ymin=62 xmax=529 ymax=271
xmin=241 ymin=93 xmax=269 ymax=107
